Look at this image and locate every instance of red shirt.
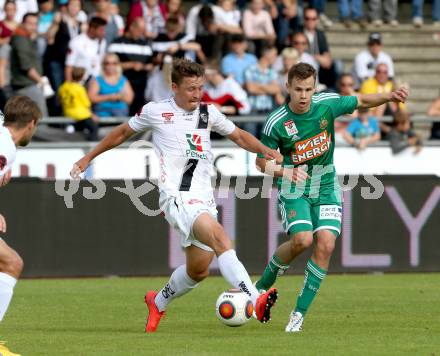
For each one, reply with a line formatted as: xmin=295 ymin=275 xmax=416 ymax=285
xmin=0 ymin=22 xmax=13 ymax=39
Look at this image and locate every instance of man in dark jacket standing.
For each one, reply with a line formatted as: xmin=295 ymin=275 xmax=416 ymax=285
xmin=302 ymin=7 xmax=338 ymax=91
xmin=10 ymin=12 xmax=48 ymax=116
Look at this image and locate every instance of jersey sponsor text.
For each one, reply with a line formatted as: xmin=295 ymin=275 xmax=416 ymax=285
xmin=292 ymin=131 xmax=331 ymax=164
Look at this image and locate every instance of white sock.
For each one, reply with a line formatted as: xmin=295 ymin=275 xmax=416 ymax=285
xmin=0 ymin=272 xmax=17 ymax=321
xmin=155 ymin=265 xmax=198 ymax=312
xmin=217 ymin=249 xmax=260 ymax=306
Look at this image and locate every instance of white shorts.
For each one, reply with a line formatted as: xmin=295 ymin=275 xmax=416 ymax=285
xmin=160 ymin=193 xmax=218 ymax=252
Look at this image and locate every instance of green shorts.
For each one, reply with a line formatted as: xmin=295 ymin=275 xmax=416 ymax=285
xmin=278 ymin=190 xmax=342 ymax=237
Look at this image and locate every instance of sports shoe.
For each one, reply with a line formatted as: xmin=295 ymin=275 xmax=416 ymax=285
xmin=342 ymin=18 xmax=352 ymax=29
xmin=0 ymin=341 xmax=21 ymax=356
xmin=355 ymin=18 xmax=368 ymax=29
xmin=319 ymin=14 xmax=333 ymax=28
xmin=285 ymin=311 xmax=304 ymax=332
xmin=144 ymin=291 xmax=165 ymax=333
xmin=387 ymin=19 xmax=399 ymax=26
xmin=413 ymin=17 xmax=424 ymax=27
xmin=372 ymin=19 xmax=383 ymax=27
xmin=255 ymin=287 xmax=278 ymax=323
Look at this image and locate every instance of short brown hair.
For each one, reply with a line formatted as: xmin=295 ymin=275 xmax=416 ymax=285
xmin=165 ymin=16 xmax=180 ymax=32
xmin=3 ymin=95 xmax=43 ymax=128
xmin=287 ymin=62 xmax=317 ymax=84
xmin=89 ymin=16 xmax=107 ymax=29
xmin=171 ymin=58 xmax=205 ymax=85
xmin=71 ymin=67 xmax=86 ymax=82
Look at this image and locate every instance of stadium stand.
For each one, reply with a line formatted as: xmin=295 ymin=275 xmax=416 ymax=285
xmin=0 ymin=0 xmax=438 ymax=141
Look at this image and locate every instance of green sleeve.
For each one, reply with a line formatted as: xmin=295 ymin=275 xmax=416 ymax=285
xmin=331 ymin=95 xmax=358 ymax=118
xmin=257 ymin=132 xmax=280 ymax=158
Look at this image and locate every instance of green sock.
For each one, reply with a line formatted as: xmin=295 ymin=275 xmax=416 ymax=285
xmin=295 ymin=259 xmax=327 ymax=316
xmin=255 ymin=255 xmax=289 ymax=291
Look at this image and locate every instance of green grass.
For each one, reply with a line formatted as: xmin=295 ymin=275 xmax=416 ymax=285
xmin=1 ymin=274 xmax=439 ymax=356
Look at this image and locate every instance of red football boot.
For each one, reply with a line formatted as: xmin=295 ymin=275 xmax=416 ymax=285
xmin=255 ymin=287 xmax=278 ymax=323
xmin=145 ymin=291 xmax=165 ymax=333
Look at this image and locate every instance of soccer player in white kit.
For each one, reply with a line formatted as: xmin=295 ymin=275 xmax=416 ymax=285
xmin=0 ymin=96 xmax=42 ymax=356
xmin=71 ymin=58 xmax=283 ymax=332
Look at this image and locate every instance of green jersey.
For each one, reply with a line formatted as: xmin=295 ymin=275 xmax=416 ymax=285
xmin=259 ymin=93 xmax=358 ymax=197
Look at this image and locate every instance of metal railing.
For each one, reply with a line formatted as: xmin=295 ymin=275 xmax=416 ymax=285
xmin=39 ymin=114 xmax=440 ymax=125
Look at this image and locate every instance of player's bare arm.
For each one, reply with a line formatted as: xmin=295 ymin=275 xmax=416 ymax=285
xmin=0 ymin=170 xmax=11 ymax=187
xmin=357 ymin=85 xmax=409 ymax=109
xmin=227 ymin=127 xmax=283 ymax=163
xmin=255 ymin=157 xmax=309 ymax=183
xmin=0 ymin=170 xmax=12 ymax=233
xmin=0 ymin=214 xmax=6 ymax=233
xmin=70 ymin=122 xmax=136 ymax=178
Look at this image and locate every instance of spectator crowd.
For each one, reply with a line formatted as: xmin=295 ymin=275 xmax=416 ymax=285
xmin=0 ymin=0 xmax=437 ymax=152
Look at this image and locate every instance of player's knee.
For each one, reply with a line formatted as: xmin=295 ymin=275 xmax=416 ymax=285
xmin=188 ymin=267 xmax=209 ymax=282
xmin=292 ymin=232 xmax=313 ymax=250
xmin=318 ymin=239 xmax=335 ymax=257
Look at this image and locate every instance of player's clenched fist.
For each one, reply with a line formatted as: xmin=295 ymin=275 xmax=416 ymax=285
xmin=390 ymin=86 xmax=409 ymax=103
xmin=284 ymin=166 xmax=309 ymax=183
xmin=0 ymin=214 xmax=6 ymax=233
xmin=70 ymin=157 xmax=91 ymax=180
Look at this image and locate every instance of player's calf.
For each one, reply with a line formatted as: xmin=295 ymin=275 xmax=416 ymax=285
xmin=0 ymin=243 xmax=23 ymax=279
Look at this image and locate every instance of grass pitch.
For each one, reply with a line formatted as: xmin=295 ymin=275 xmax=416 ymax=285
xmin=1 ymin=274 xmax=439 ymax=356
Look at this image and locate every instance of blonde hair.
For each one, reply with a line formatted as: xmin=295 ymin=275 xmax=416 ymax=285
xmin=71 ymin=67 xmax=86 ymax=82
xmin=102 ymin=53 xmax=122 ymax=76
xmin=281 ymin=47 xmax=299 ymax=61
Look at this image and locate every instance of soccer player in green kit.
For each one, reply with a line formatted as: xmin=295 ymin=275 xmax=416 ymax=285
xmin=255 ymin=63 xmax=408 ymax=332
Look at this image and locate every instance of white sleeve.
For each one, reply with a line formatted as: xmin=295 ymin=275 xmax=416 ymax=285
xmin=28 ymin=0 xmax=38 ymax=13
xmin=384 ymin=53 xmax=395 ymax=78
xmin=0 ymin=142 xmax=14 ymax=177
xmin=212 ymin=5 xmax=224 ymax=24
xmin=128 ymin=102 xmax=154 ymax=132
xmin=209 ymin=104 xmax=236 ymax=136
xmin=185 ymin=5 xmax=200 ymax=39
xmin=152 ymin=41 xmax=176 ymax=52
xmin=77 ymin=10 xmax=88 ymax=23
xmin=114 ymin=14 xmax=125 ymax=33
xmin=353 ymin=51 xmax=369 ymax=81
xmin=230 ymin=80 xmax=251 ymax=115
xmin=65 ymin=37 xmax=78 ymax=66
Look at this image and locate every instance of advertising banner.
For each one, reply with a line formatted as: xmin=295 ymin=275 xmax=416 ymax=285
xmin=0 ymin=176 xmax=438 ymax=277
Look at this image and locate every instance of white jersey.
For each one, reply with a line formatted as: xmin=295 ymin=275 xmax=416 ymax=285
xmin=65 ymin=33 xmax=107 ymax=79
xmin=0 ymin=125 xmax=16 ymax=177
xmin=128 ymin=98 xmax=236 ymax=198
xmin=352 ymin=49 xmax=395 ymax=83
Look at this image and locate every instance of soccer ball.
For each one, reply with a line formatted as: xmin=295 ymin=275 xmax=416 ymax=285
xmin=215 ymin=289 xmax=253 ymax=327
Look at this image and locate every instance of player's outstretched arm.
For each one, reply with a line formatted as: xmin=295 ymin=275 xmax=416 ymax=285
xmin=0 ymin=214 xmax=6 ymax=233
xmin=356 ymin=85 xmax=409 ymax=109
xmin=255 ymin=157 xmax=309 ymax=182
xmin=227 ymin=127 xmax=283 ymax=163
xmin=70 ymin=122 xmax=136 ymax=179
xmin=0 ymin=170 xmax=11 ymax=187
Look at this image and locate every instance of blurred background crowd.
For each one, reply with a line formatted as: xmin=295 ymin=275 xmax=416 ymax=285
xmin=0 ymin=0 xmax=439 ymax=153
